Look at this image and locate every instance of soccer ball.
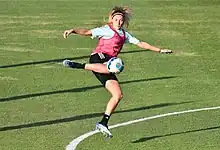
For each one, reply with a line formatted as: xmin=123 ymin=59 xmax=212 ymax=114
xmin=107 ymin=57 xmax=124 ymax=74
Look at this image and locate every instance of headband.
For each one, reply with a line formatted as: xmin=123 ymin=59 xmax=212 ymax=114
xmin=112 ymin=12 xmax=124 ymax=18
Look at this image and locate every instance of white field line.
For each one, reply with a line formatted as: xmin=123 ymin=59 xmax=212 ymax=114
xmin=66 ymin=106 xmax=220 ymax=150
xmin=0 ymin=76 xmax=18 ymax=81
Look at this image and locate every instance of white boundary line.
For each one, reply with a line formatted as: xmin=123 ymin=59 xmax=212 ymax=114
xmin=66 ymin=106 xmax=220 ymax=150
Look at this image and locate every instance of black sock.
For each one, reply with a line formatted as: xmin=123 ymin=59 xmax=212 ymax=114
xmin=73 ymin=62 xmax=85 ymax=69
xmin=100 ymin=114 xmax=110 ymax=126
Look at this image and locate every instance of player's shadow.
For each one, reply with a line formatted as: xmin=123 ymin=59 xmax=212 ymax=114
xmin=132 ymin=125 xmax=220 ymax=143
xmin=0 ymin=101 xmax=192 ymax=132
xmin=0 ymin=50 xmax=146 ymax=68
xmin=0 ymin=76 xmax=178 ymax=102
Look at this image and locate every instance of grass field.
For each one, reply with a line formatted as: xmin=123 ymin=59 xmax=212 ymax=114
xmin=0 ymin=0 xmax=220 ymax=150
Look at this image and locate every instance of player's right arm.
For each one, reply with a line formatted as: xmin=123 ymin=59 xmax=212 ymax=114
xmin=63 ymin=29 xmax=92 ymax=39
xmin=63 ymin=25 xmax=111 ymax=39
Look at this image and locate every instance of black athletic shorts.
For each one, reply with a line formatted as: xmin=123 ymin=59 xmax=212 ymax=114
xmin=89 ymin=53 xmax=118 ymax=86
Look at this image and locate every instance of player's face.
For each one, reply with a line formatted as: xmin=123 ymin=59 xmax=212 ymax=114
xmin=112 ymin=15 xmax=124 ymax=30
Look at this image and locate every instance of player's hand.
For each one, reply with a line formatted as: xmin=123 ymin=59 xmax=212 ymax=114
xmin=63 ymin=29 xmax=72 ymax=39
xmin=159 ymin=49 xmax=173 ymax=54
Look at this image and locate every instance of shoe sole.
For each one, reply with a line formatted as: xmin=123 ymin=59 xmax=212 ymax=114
xmin=63 ymin=60 xmax=73 ymax=68
xmin=96 ymin=125 xmax=113 ymax=138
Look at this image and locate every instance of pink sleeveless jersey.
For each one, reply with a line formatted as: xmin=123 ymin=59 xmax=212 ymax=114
xmin=93 ymin=25 xmax=126 ymax=57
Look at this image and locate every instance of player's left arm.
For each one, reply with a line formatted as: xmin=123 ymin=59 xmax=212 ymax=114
xmin=125 ymin=31 xmax=172 ymax=54
xmin=136 ymin=42 xmax=172 ymax=54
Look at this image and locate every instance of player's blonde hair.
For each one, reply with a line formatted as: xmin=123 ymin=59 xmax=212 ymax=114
xmin=108 ymin=6 xmax=132 ymax=28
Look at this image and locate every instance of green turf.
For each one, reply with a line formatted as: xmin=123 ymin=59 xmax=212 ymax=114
xmin=0 ymin=0 xmax=220 ymax=150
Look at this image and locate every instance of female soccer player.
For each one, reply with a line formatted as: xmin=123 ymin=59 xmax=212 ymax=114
xmin=62 ymin=6 xmax=172 ymax=138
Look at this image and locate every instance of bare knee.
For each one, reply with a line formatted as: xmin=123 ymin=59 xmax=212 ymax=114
xmin=112 ymin=92 xmax=123 ymax=101
xmin=105 ymin=80 xmax=123 ymax=102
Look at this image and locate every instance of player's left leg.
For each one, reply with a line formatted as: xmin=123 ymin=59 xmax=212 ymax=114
xmin=104 ymin=80 xmax=123 ymax=116
xmin=96 ymin=79 xmax=123 ymax=138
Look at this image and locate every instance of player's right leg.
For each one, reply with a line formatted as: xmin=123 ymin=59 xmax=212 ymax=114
xmin=63 ymin=59 xmax=85 ymax=69
xmin=63 ymin=59 xmax=109 ymax=74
